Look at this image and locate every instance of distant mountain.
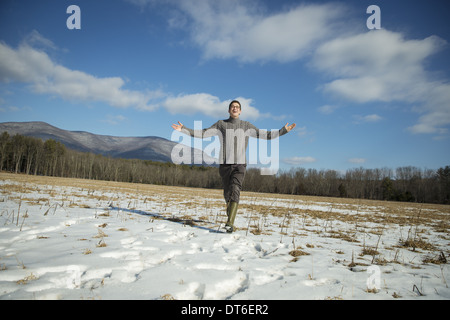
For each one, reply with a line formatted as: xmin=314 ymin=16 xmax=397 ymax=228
xmin=0 ymin=121 xmax=217 ymax=165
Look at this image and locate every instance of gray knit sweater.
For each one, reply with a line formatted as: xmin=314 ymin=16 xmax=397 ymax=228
xmin=181 ymin=117 xmax=288 ymax=164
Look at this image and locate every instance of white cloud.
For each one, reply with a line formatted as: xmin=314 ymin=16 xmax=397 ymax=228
xmin=313 ymin=29 xmax=450 ymax=135
xmin=173 ymin=1 xmax=346 ymax=63
xmin=23 ymin=30 xmax=61 ymax=52
xmin=296 ymin=126 xmax=308 ymax=137
xmin=283 ymin=156 xmax=317 ymax=165
xmin=353 ymin=114 xmax=382 ymax=124
xmin=364 ymin=114 xmax=382 ymax=122
xmin=0 ymin=40 xmax=162 ymax=111
xmin=293 ymin=125 xmax=315 ymax=142
xmin=0 ymin=106 xmax=17 ymax=113
xmin=318 ymin=105 xmax=337 ymax=115
xmin=125 ymin=0 xmax=158 ymax=10
xmin=407 ymin=82 xmax=450 ymax=134
xmin=314 ymin=30 xmax=444 ymax=102
xmin=348 ymin=158 xmax=366 ymax=164
xmin=163 ymin=93 xmax=261 ymax=120
xmin=101 ymin=115 xmax=128 ymax=126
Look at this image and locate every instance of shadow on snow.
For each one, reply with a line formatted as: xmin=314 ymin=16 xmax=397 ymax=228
xmin=108 ymin=206 xmax=225 ymax=234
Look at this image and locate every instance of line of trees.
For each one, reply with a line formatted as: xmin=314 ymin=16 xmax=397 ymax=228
xmin=244 ymin=166 xmax=450 ymax=204
xmin=0 ymin=132 xmax=222 ymax=189
xmin=1 ymin=132 xmax=449 ymax=204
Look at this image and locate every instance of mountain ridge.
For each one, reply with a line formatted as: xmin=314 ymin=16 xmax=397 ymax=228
xmin=0 ymin=121 xmax=216 ymax=165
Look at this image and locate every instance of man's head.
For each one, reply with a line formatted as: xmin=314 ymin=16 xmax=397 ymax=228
xmin=228 ymin=100 xmax=241 ymax=119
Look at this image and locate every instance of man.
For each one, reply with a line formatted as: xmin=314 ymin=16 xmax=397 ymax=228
xmin=172 ymin=100 xmax=296 ymax=233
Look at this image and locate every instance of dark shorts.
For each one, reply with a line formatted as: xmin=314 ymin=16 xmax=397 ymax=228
xmin=219 ymin=164 xmax=246 ymax=204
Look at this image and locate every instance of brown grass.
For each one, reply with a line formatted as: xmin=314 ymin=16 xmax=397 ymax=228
xmin=2 ymin=172 xmax=449 ymax=262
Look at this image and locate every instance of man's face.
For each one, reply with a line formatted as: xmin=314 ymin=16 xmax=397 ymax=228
xmin=229 ymin=102 xmax=241 ymax=118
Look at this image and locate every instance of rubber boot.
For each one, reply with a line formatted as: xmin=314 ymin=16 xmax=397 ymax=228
xmin=225 ymin=201 xmax=238 ymax=233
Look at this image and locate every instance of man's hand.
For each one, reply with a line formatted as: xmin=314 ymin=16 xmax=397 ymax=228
xmin=284 ymin=122 xmax=296 ymax=132
xmin=171 ymin=121 xmax=183 ymax=131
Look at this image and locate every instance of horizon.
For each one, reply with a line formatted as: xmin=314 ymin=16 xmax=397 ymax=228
xmin=1 ymin=119 xmax=448 ymax=178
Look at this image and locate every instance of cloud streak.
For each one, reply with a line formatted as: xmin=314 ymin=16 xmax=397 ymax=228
xmin=313 ymin=29 xmax=449 ymax=135
xmin=282 ymin=156 xmax=317 ymax=166
xmin=172 ymin=0 xmax=346 ymax=63
xmin=353 ymin=114 xmax=382 ymax=124
xmin=313 ymin=30 xmax=443 ymax=102
xmin=163 ymin=93 xmax=262 ymax=120
xmin=348 ymin=158 xmax=366 ymax=164
xmin=0 ymin=38 xmax=162 ymax=111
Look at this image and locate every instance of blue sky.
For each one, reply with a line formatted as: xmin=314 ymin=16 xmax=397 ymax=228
xmin=1 ymin=0 xmax=449 ymax=172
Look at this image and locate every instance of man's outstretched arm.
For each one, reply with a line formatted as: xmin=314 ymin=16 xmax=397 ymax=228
xmin=248 ymin=122 xmax=296 ymax=139
xmin=171 ymin=121 xmax=220 ymax=138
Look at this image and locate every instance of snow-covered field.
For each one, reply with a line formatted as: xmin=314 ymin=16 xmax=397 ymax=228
xmin=0 ymin=172 xmax=449 ymax=300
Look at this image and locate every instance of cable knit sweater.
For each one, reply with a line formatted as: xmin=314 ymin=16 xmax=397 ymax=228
xmin=181 ymin=117 xmax=288 ymax=164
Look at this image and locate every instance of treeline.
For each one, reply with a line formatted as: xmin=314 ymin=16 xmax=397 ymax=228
xmin=1 ymin=132 xmax=449 ymax=204
xmin=244 ymin=166 xmax=450 ymax=204
xmin=0 ymin=132 xmax=222 ymax=189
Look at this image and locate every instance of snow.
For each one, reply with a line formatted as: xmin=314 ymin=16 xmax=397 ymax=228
xmin=0 ymin=173 xmax=449 ymax=300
